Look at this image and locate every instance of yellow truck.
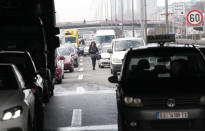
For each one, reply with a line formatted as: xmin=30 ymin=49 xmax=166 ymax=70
xmin=64 ymin=29 xmax=79 ymax=48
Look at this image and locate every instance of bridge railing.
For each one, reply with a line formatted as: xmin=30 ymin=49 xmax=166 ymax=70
xmin=176 ymin=39 xmax=205 ymax=45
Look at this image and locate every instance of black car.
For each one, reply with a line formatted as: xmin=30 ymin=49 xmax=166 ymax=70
xmin=0 ymin=51 xmax=50 ymax=103
xmin=109 ymin=39 xmax=205 ymax=131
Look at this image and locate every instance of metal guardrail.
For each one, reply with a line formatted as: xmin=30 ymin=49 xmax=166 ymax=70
xmin=176 ymin=39 xmax=205 ymax=45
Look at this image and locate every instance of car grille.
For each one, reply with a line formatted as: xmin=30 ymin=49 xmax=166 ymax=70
xmin=142 ymin=96 xmax=200 ymax=107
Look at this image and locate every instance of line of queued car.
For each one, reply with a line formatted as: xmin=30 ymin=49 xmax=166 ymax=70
xmin=108 ymin=34 xmax=205 ymax=131
xmin=55 ymin=43 xmax=79 ymax=84
xmin=0 ymin=51 xmax=45 ymax=131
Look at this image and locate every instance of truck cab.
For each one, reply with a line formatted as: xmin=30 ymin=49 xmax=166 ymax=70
xmin=64 ymin=29 xmax=79 ymax=48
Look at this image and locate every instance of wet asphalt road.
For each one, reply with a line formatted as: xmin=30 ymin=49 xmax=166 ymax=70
xmin=44 ymin=55 xmax=117 ymax=131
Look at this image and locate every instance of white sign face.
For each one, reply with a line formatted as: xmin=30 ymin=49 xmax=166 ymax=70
xmin=173 ymin=3 xmax=185 ymax=16
xmin=186 ymin=10 xmax=203 ymax=26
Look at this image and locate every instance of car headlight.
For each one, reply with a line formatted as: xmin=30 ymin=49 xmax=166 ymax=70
xmin=112 ymin=58 xmax=122 ymax=64
xmin=200 ymin=96 xmax=205 ymax=105
xmin=124 ymin=97 xmax=143 ymax=107
xmin=2 ymin=106 xmax=23 ymax=121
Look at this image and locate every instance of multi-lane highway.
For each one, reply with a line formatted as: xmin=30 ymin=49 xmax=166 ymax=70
xmin=44 ymin=56 xmax=117 ymax=131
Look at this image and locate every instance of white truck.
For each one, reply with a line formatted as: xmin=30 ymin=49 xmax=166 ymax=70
xmin=94 ymin=30 xmax=116 ymax=50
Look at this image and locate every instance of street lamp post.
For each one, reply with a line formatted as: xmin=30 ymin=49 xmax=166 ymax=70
xmin=132 ymin=0 xmax=135 ymax=37
xmin=144 ymin=0 xmax=147 ymax=43
xmin=165 ymin=0 xmax=169 ymax=34
xmin=121 ymin=0 xmax=124 ymax=35
xmin=110 ymin=0 xmax=113 ymax=27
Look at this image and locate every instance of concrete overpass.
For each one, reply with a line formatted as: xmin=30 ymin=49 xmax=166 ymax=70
xmin=57 ymin=21 xmax=166 ymax=29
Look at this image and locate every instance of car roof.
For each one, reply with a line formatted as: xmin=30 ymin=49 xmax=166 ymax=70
xmin=95 ymin=30 xmax=115 ymax=36
xmin=0 ymin=51 xmax=26 ymax=54
xmin=0 ymin=63 xmax=15 ymax=67
xmin=113 ymin=37 xmax=143 ymax=41
xmin=128 ymin=44 xmax=198 ymax=54
xmin=102 ymin=45 xmax=111 ymax=48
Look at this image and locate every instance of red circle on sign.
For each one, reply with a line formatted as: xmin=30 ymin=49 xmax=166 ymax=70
xmin=186 ymin=10 xmax=203 ymax=26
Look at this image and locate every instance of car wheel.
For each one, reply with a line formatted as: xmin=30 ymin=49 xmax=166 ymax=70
xmin=70 ymin=68 xmax=74 ymax=72
xmin=46 ymin=69 xmax=54 ymax=97
xmin=62 ymin=74 xmax=64 ymax=79
xmin=34 ymin=98 xmax=44 ymax=131
xmin=27 ymin=115 xmax=33 ymax=131
xmin=43 ymin=81 xmax=49 ymax=103
xmin=59 ymin=77 xmax=62 ymax=84
xmin=118 ymin=113 xmax=123 ymax=131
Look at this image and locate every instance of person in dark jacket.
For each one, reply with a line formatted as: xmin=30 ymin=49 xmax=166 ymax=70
xmin=89 ymin=41 xmax=99 ymax=70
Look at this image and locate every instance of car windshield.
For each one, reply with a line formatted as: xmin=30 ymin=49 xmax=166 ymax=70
xmin=95 ymin=35 xmax=114 ymax=43
xmin=68 ymin=47 xmax=75 ymax=53
xmin=0 ymin=54 xmax=37 ymax=81
xmin=114 ymin=39 xmax=144 ymax=51
xmin=0 ymin=66 xmax=18 ymax=90
xmin=126 ymin=52 xmax=205 ymax=80
xmin=58 ymin=48 xmax=70 ymax=56
xmin=65 ymin=37 xmax=76 ymax=43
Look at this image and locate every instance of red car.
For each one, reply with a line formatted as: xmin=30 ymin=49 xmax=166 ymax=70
xmin=57 ymin=46 xmax=74 ymax=72
xmin=55 ymin=53 xmax=64 ymax=83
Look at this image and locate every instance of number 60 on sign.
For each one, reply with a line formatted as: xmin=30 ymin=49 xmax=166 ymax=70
xmin=186 ymin=10 xmax=203 ymax=26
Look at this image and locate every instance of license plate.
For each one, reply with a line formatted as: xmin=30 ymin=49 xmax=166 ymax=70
xmin=157 ymin=112 xmax=188 ymax=120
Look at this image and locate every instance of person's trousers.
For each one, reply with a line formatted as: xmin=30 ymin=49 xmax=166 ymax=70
xmin=91 ymin=57 xmax=97 ymax=69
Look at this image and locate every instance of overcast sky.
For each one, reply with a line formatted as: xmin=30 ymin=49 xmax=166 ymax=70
xmin=55 ymin=0 xmax=194 ymax=23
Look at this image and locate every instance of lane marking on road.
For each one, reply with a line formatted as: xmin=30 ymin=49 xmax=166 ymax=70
xmin=80 ymin=56 xmax=83 ymax=59
xmin=78 ymin=68 xmax=84 ymax=72
xmin=78 ymin=75 xmax=84 ymax=80
xmin=71 ymin=109 xmax=82 ymax=127
xmin=79 ymin=63 xmax=83 ymax=66
xmin=76 ymin=87 xmax=86 ymax=94
xmin=80 ymin=59 xmax=83 ymax=62
xmin=56 ymin=124 xmax=117 ymax=131
xmin=54 ymin=90 xmax=115 ymax=96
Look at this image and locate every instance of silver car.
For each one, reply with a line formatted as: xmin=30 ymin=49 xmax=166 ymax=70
xmin=98 ymin=45 xmax=111 ymax=68
xmin=0 ymin=64 xmax=43 ymax=131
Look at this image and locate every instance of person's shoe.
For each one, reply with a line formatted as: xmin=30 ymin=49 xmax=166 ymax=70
xmin=93 ymin=67 xmax=95 ymax=70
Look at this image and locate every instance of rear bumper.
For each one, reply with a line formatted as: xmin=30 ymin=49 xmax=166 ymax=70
xmin=119 ymin=106 xmax=205 ymax=130
xmin=99 ymin=59 xmax=110 ymax=67
xmin=64 ymin=63 xmax=73 ymax=70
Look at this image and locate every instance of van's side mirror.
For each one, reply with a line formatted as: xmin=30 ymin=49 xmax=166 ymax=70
xmin=107 ymin=49 xmax=113 ymax=54
xmin=108 ymin=75 xmax=118 ymax=83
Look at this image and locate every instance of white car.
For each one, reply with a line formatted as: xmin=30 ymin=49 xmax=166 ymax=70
xmin=98 ymin=45 xmax=111 ymax=68
xmin=0 ymin=64 xmax=43 ymax=131
xmin=109 ymin=37 xmax=145 ymax=75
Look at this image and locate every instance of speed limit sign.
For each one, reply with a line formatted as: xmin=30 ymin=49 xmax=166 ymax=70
xmin=186 ymin=10 xmax=203 ymax=26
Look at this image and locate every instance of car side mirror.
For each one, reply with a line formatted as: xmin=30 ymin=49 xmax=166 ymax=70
xmin=107 ymin=49 xmax=113 ymax=54
xmin=60 ymin=56 xmax=65 ymax=60
xmin=108 ymin=75 xmax=118 ymax=83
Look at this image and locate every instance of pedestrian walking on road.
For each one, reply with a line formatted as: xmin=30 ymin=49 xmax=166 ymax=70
xmin=89 ymin=41 xmax=99 ymax=70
